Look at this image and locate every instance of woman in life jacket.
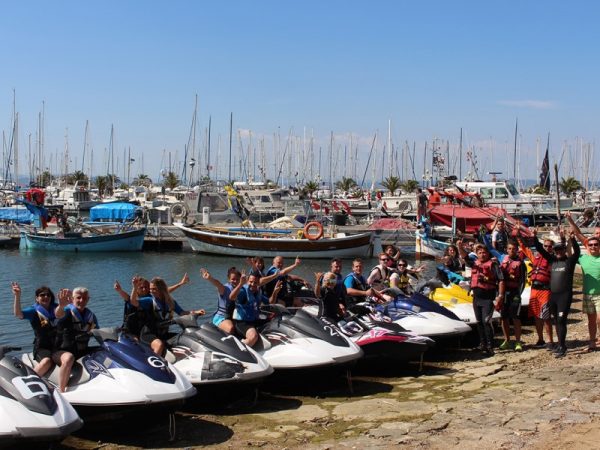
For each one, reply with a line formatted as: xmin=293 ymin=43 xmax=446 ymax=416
xmin=201 ymin=267 xmax=240 ymax=335
xmin=317 ymin=271 xmax=348 ymax=322
xmin=114 ymin=273 xmax=191 ymax=337
xmin=11 ymin=283 xmax=68 ymax=378
xmin=54 ymin=287 xmax=98 ymax=392
xmin=130 ymin=276 xmax=205 ymax=356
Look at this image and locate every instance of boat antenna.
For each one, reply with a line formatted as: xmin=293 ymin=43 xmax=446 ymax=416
xmin=360 ymin=132 xmax=377 ymax=188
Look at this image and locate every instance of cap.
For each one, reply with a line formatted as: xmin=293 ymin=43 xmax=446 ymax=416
xmin=553 ymin=242 xmax=566 ymax=250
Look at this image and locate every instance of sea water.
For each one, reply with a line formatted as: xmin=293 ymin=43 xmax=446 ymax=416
xmin=0 ymin=249 xmax=432 ymax=350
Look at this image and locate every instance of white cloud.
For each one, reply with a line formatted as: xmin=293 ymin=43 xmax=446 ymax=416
xmin=497 ymin=100 xmax=557 ymax=110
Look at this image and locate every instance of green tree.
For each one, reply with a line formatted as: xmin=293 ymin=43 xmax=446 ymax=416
xmin=302 ymin=180 xmax=319 ymax=198
xmin=134 ymin=174 xmax=152 ymax=187
xmin=36 ymin=170 xmax=53 ymax=187
xmin=400 ymin=179 xmax=420 ymax=193
xmin=559 ymin=177 xmax=582 ymax=196
xmin=381 ymin=176 xmax=401 ymax=196
xmin=163 ymin=171 xmax=180 ymax=190
xmin=67 ymin=170 xmax=88 ymax=185
xmin=95 ymin=175 xmax=109 ymax=197
xmin=335 ymin=177 xmax=357 ymax=193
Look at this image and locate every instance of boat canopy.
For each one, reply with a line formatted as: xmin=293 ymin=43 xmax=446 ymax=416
xmin=0 ymin=206 xmax=34 ymax=223
xmin=90 ymin=202 xmax=141 ymax=221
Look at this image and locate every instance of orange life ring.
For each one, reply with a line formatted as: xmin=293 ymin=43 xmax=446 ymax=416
xmin=304 ymin=221 xmax=324 ymax=240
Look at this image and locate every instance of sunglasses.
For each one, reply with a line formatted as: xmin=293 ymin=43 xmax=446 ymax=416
xmin=543 ymin=245 xmax=553 ymax=249
xmin=380 ymin=258 xmax=389 ymax=262
xmin=38 ymin=292 xmax=51 ymax=297
xmin=589 ymin=243 xmax=600 ymax=247
xmin=398 ymin=263 xmax=407 ymax=267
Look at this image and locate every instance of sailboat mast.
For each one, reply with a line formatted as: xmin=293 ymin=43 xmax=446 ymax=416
xmin=513 ymin=118 xmax=518 ymax=180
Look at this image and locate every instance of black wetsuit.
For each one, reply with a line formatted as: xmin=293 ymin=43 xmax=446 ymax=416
xmin=535 ymin=237 xmax=580 ymax=352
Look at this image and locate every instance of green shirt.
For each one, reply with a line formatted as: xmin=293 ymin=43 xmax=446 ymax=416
xmin=579 ymin=254 xmax=600 ymax=295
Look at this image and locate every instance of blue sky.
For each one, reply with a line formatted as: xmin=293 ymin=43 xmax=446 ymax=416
xmin=1 ymin=1 xmax=599 ymax=187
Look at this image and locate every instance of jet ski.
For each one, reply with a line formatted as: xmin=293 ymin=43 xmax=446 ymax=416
xmin=0 ymin=346 xmax=82 ymax=446
xmin=165 ymin=315 xmax=273 ymax=385
xmin=21 ymin=328 xmax=196 ymax=421
xmin=339 ymin=304 xmax=434 ymax=361
xmin=376 ymin=293 xmax=472 ymax=338
xmin=255 ymin=305 xmax=363 ymax=370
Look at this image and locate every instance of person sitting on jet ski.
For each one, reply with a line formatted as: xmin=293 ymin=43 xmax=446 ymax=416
xmin=54 ymin=287 xmax=99 ymax=392
xmin=131 ymin=276 xmax=206 ymax=356
xmin=316 ymin=272 xmax=348 ymax=322
xmin=263 ymin=256 xmax=310 ymax=307
xmin=114 ymin=273 xmax=191 ymax=337
xmin=11 ymin=283 xmax=68 ymax=378
xmin=343 ymin=258 xmax=386 ymax=306
xmin=201 ymin=267 xmax=241 ymax=335
xmin=229 ymin=273 xmax=281 ymax=347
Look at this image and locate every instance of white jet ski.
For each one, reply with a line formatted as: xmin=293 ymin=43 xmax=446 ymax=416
xmin=21 ymin=328 xmax=196 ymax=421
xmin=165 ymin=315 xmax=273 ymax=385
xmin=0 ymin=346 xmax=82 ymax=446
xmin=255 ymin=306 xmax=363 ymax=370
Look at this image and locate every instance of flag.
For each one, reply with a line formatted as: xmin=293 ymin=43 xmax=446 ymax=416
xmin=540 ymin=145 xmax=550 ymax=191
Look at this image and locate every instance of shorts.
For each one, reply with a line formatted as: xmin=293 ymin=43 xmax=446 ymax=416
xmin=501 ymin=291 xmax=522 ymax=320
xmin=582 ymin=294 xmax=600 ymax=314
xmin=212 ymin=313 xmax=229 ymax=327
xmin=34 ymin=348 xmax=52 ymax=362
xmin=528 ymin=288 xmax=551 ymax=320
xmin=234 ymin=321 xmax=257 ymax=338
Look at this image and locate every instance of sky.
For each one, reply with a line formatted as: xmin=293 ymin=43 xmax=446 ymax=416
xmin=1 ymin=1 xmax=599 ymax=188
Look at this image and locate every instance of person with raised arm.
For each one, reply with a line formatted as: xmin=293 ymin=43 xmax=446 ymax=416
xmin=130 ymin=276 xmax=205 ymax=356
xmin=11 ymin=283 xmax=68 ymax=378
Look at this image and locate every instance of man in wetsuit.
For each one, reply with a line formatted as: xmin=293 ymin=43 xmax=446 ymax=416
xmin=534 ymin=230 xmax=580 ymax=358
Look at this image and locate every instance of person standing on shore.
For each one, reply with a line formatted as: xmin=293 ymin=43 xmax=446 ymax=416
xmin=517 ymin=235 xmax=555 ymax=349
xmin=417 ymin=188 xmax=428 ymax=222
xmin=533 ymin=229 xmax=580 ymax=358
xmin=565 ymin=212 xmax=600 ymax=350
xmin=498 ymin=240 xmax=527 ymax=351
xmin=458 ymin=241 xmax=504 ymax=356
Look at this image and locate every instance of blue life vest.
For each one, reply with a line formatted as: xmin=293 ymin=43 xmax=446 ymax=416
xmin=234 ymin=286 xmax=264 ymax=322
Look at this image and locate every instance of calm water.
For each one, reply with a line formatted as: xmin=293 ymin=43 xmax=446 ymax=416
xmin=0 ymin=249 xmax=429 ymax=351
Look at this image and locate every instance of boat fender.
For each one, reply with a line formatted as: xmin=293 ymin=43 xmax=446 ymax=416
xmin=297 ymin=229 xmax=305 ymax=239
xmin=304 ymin=221 xmax=324 ymax=240
xmin=170 ymin=203 xmax=188 ymax=219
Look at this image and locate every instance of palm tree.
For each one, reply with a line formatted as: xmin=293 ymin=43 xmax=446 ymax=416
xmin=36 ymin=170 xmax=53 ymax=187
xmin=302 ymin=180 xmax=319 ymax=198
xmin=559 ymin=177 xmax=582 ymax=196
xmin=381 ymin=176 xmax=401 ymax=196
xmin=134 ymin=174 xmax=152 ymax=187
xmin=400 ymin=179 xmax=420 ymax=193
xmin=67 ymin=170 xmax=88 ymax=185
xmin=95 ymin=175 xmax=109 ymax=197
xmin=163 ymin=171 xmax=180 ymax=190
xmin=335 ymin=177 xmax=357 ymax=193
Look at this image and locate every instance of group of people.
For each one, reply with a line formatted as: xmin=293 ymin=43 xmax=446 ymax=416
xmin=12 ymin=213 xmax=600 ymax=393
xmin=450 ymin=212 xmax=600 ymax=358
xmin=11 ymin=273 xmax=204 ymax=392
xmin=200 ymin=245 xmax=425 ymax=346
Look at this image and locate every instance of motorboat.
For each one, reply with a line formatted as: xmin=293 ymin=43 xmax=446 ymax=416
xmin=0 ymin=346 xmax=82 ymax=445
xmin=175 ymin=222 xmax=374 ymax=259
xmin=21 ymin=328 xmax=196 ymax=421
xmin=165 ymin=315 xmax=273 ymax=385
xmin=255 ymin=306 xmax=363 ymax=369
